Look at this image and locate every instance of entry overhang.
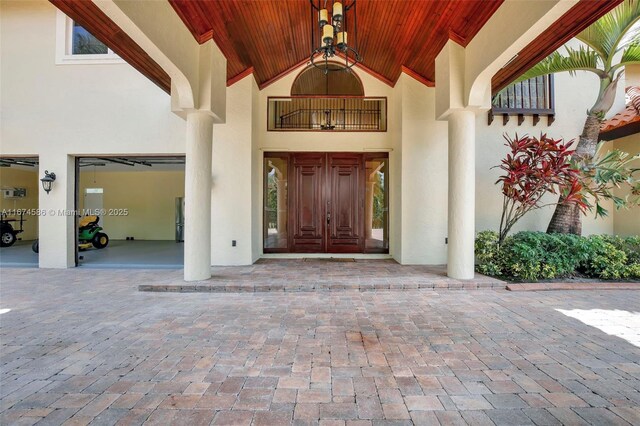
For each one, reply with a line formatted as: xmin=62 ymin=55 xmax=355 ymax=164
xmin=50 ymin=0 xmax=622 ymax=95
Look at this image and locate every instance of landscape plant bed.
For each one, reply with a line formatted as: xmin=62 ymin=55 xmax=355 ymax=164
xmin=476 ymin=231 xmax=640 ymax=282
xmin=507 ymin=282 xmax=640 ymax=291
xmin=505 ymin=273 xmax=640 ymax=284
xmin=503 ymin=273 xmax=640 ymax=291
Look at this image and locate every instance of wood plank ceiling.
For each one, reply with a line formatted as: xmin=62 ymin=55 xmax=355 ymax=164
xmin=47 ymin=0 xmax=623 ymax=94
xmin=169 ymin=0 xmax=504 ymax=89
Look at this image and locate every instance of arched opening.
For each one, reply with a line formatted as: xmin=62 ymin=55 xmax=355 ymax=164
xmin=291 ymin=63 xmax=364 ymax=96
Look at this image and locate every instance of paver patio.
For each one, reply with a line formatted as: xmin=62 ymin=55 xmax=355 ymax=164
xmin=137 ymin=259 xmax=504 ymax=292
xmin=0 ymin=265 xmax=639 ymax=425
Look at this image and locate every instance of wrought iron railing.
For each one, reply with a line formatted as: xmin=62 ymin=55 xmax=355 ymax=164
xmin=268 ymin=97 xmax=387 ymax=131
xmin=489 ymin=75 xmax=555 ymax=125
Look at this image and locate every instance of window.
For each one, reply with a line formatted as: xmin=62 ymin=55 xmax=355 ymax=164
xmin=56 ymin=11 xmax=122 ymax=64
xmin=489 ymin=75 xmax=555 ymax=126
xmin=263 ymin=154 xmax=289 ymax=252
xmin=268 ymin=97 xmax=387 ymax=131
xmin=365 ymin=155 xmax=389 ymax=253
xmin=71 ymin=22 xmax=108 ymax=55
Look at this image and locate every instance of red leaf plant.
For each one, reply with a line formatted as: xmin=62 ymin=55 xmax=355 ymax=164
xmin=495 ymin=134 xmax=587 ymax=243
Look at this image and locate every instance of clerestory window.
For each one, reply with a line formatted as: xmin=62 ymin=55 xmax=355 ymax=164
xmin=55 ymin=11 xmax=122 ymax=65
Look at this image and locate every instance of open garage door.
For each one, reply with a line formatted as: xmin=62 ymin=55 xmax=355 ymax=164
xmin=76 ymin=156 xmax=185 ymax=269
xmin=0 ymin=157 xmax=39 ymax=267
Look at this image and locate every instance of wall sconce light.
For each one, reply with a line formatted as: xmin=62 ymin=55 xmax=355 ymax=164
xmin=40 ymin=170 xmax=56 ymax=194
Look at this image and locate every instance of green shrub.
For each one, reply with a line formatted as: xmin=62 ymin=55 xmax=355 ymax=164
xmin=475 ymin=231 xmax=502 ymax=276
xmin=498 ymin=232 xmax=588 ymax=281
xmin=475 ymin=231 xmax=640 ymax=282
xmin=600 ymin=235 xmax=640 ymax=264
xmin=626 ymin=263 xmax=640 ymax=279
xmin=580 ymin=235 xmax=640 ymax=279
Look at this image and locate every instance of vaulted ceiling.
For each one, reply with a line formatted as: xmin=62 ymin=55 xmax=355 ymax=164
xmin=169 ymin=0 xmax=504 ymax=88
xmin=49 ymin=0 xmax=623 ymax=95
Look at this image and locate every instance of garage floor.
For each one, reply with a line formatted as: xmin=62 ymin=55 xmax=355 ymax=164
xmin=0 ymin=240 xmax=38 ymax=267
xmin=0 ymin=240 xmax=183 ymax=269
xmin=79 ymin=240 xmax=183 ymax=269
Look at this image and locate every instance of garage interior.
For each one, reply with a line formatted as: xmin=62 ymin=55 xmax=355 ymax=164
xmin=0 ymin=157 xmax=40 ymax=267
xmin=0 ymin=156 xmax=186 ymax=269
xmin=76 ymin=156 xmax=185 ymax=268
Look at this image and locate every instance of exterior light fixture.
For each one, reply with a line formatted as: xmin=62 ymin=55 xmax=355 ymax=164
xmin=320 ymin=110 xmax=335 ymax=130
xmin=310 ymin=0 xmax=361 ymax=74
xmin=40 ymin=170 xmax=56 ymax=194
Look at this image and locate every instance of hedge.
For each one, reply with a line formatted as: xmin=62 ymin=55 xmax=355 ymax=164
xmin=475 ymin=231 xmax=640 ymax=282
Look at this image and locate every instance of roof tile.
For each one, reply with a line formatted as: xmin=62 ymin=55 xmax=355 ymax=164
xmin=601 ymin=86 xmax=640 ymax=133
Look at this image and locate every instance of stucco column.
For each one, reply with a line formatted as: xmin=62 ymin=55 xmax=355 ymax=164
xmin=447 ymin=110 xmax=476 ymax=280
xmin=38 ymin=153 xmax=75 ymax=268
xmin=184 ymin=111 xmax=214 ymax=281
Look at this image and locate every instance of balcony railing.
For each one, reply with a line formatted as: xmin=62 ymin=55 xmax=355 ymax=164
xmin=268 ymin=97 xmax=387 ymax=131
xmin=489 ymin=75 xmax=555 ymax=126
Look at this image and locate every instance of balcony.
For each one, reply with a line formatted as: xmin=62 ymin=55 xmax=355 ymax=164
xmin=489 ymin=75 xmax=555 ymax=126
xmin=268 ymin=97 xmax=387 ymax=132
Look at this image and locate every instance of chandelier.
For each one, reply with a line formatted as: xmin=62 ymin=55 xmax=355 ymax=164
xmin=310 ymin=0 xmax=361 ymax=73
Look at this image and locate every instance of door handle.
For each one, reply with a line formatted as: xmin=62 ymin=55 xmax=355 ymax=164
xmin=327 ymin=212 xmax=331 ymax=224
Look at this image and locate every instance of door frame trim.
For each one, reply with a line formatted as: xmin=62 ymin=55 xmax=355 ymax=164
xmin=262 ymin=151 xmax=389 ymax=254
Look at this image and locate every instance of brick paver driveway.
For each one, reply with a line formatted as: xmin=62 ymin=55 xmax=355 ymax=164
xmin=1 ymin=267 xmax=639 ymax=425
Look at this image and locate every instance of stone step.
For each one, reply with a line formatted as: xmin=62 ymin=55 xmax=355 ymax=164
xmin=139 ymin=281 xmax=506 ymax=293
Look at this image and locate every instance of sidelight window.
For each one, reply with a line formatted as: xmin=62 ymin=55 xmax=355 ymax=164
xmin=263 ymin=154 xmax=289 ymax=251
xmin=364 ymin=155 xmax=389 ymax=252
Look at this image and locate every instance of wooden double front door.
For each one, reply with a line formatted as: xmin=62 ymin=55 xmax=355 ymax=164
xmin=264 ymin=152 xmax=388 ymax=254
xmin=291 ymin=153 xmax=362 ymax=253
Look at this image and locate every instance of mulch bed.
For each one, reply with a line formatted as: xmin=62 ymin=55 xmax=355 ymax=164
xmin=507 ymin=282 xmax=640 ymax=291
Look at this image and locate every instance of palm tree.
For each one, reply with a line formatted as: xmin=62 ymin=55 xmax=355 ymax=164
xmin=511 ymin=0 xmax=640 ymax=234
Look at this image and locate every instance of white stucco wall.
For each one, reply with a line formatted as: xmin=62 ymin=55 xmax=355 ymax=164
xmin=476 ymin=67 xmax=620 ymax=238
xmin=252 ymin=63 xmax=402 ymax=261
xmin=2 ymin=1 xmax=635 ymax=270
xmin=0 ymin=1 xmax=185 ymax=156
xmin=399 ymin=75 xmax=448 ymax=264
xmin=211 ymin=77 xmax=254 ymax=265
xmin=0 ymin=0 xmax=187 ymax=268
xmin=251 ymin=77 xmax=262 ymax=263
xmin=610 ymin=134 xmax=640 ymax=237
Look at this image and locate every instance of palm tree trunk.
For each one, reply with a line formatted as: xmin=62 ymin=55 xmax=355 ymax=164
xmin=575 ymin=114 xmax=604 ymax=156
xmin=546 ymin=201 xmax=583 ymax=234
xmin=547 ymin=114 xmax=601 ymax=234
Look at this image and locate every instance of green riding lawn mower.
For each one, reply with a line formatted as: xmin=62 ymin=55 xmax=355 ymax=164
xmin=32 ymin=215 xmax=109 ymax=253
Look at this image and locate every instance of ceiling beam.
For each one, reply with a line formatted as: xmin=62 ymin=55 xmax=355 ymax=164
xmin=401 ymin=66 xmax=435 ymax=88
xmin=227 ymin=67 xmax=255 ymax=87
xmin=258 ymin=58 xmax=313 ymax=90
xmin=492 ymin=0 xmax=623 ymax=94
xmin=49 ymin=0 xmax=171 ymax=94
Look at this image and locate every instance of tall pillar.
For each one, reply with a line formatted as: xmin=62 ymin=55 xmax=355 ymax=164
xmin=447 ymin=110 xmax=476 ymax=279
xmin=184 ymin=111 xmax=214 ymax=281
xmin=38 ymin=153 xmax=76 ymax=268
